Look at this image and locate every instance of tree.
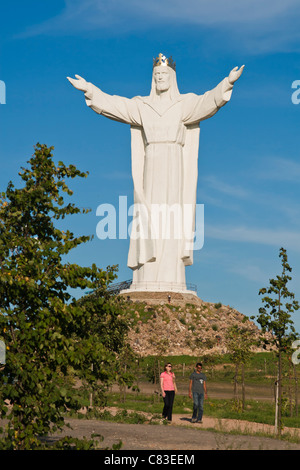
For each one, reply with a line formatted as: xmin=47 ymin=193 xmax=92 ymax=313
xmin=115 ymin=343 xmax=137 ymax=403
xmin=256 ymin=247 xmax=299 ymax=435
xmin=0 ymin=144 xmax=129 ymax=449
xmin=225 ymin=324 xmax=255 ymax=411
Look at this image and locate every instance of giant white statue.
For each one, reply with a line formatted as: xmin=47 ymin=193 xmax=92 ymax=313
xmin=67 ymin=54 xmax=244 ymax=294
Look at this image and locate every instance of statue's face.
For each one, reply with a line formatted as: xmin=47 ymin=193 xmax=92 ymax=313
xmin=153 ymin=66 xmax=171 ymax=92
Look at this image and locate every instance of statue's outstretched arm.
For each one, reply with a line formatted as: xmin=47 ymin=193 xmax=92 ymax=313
xmin=67 ymin=74 xmax=141 ymax=126
xmin=183 ymin=64 xmax=245 ymax=125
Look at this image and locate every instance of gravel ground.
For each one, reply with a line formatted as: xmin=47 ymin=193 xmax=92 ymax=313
xmin=53 ymin=415 xmax=300 ymax=451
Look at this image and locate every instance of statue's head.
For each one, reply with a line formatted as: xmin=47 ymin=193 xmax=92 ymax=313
xmin=153 ymin=65 xmax=171 ymax=93
xmin=150 ymin=53 xmax=179 ymax=100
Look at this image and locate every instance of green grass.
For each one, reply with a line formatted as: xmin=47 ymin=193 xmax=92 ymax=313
xmin=64 ymin=351 xmax=300 ymax=440
xmin=104 ymin=392 xmax=300 ymax=430
xmin=139 ymin=352 xmax=299 ymax=386
xmin=107 ymin=392 xmax=193 ymax=415
xmin=205 ymin=398 xmax=299 ymax=427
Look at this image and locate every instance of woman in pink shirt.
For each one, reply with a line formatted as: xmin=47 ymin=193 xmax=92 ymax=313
xmin=160 ymin=363 xmax=177 ymax=421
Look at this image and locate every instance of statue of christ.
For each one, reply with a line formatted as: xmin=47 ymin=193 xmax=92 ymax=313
xmin=68 ymin=54 xmax=244 ymax=293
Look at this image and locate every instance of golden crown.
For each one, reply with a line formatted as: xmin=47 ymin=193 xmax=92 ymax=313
xmin=153 ymin=53 xmax=176 ymax=71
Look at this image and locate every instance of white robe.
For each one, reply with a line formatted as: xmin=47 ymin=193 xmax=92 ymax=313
xmin=84 ymin=77 xmax=233 ymax=291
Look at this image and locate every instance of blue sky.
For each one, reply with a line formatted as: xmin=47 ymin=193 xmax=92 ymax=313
xmin=1 ymin=0 xmax=300 ymax=333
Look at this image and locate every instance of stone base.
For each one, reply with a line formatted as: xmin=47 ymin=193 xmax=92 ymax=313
xmin=119 ymin=289 xmax=203 ymax=306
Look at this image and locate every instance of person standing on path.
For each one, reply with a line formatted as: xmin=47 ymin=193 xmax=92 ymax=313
xmin=189 ymin=362 xmax=207 ymax=423
xmin=160 ymin=363 xmax=177 ymax=422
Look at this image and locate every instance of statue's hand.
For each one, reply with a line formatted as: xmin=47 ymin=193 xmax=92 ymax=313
xmin=228 ymin=65 xmax=245 ymax=85
xmin=67 ymin=74 xmax=88 ymax=92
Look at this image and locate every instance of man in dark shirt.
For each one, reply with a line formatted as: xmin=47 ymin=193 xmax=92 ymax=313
xmin=189 ymin=362 xmax=207 ymax=423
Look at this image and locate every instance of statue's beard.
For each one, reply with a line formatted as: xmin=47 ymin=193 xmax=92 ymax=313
xmin=156 ymin=83 xmax=170 ymax=93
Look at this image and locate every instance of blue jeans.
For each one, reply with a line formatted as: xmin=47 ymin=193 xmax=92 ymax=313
xmin=192 ymin=392 xmax=204 ymax=421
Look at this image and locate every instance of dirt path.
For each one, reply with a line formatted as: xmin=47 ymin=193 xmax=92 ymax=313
xmin=53 ymin=411 xmax=300 ymax=451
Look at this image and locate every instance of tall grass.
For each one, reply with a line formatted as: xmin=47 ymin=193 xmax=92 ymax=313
xmin=104 ymin=392 xmax=300 ymax=429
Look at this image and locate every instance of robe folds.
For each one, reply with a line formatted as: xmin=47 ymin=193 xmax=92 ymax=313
xmin=84 ymin=77 xmax=233 ymax=290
